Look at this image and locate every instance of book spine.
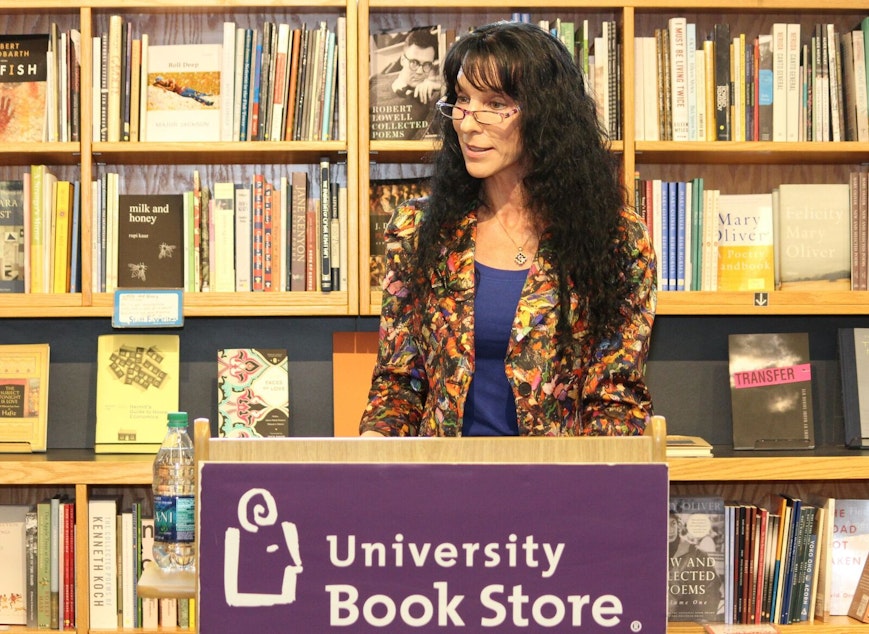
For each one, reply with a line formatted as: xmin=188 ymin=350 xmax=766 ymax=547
xmin=713 ymin=23 xmax=731 ymax=140
xmin=319 ymin=158 xmax=332 ymax=291
xmin=290 ymin=171 xmax=307 ymax=291
xmin=88 ymin=499 xmax=119 ymax=629
xmin=252 ymin=173 xmax=265 ymax=291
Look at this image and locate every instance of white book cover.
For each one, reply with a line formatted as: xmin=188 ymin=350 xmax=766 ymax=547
xmin=827 ymin=24 xmax=843 ymax=142
xmin=0 ymin=505 xmax=29 ymax=625
xmin=633 ymin=37 xmax=646 ymax=140
xmin=668 ymin=17 xmax=689 ymax=140
xmin=771 ymin=23 xmax=787 ymax=141
xmin=269 ymin=23 xmax=291 ymax=142
xmin=853 ymin=31 xmax=869 ymax=142
xmin=211 ymin=182 xmax=236 ymax=292
xmin=785 ymin=23 xmax=801 ymax=142
xmin=87 ymin=496 xmax=119 ymax=629
xmin=695 ymin=48 xmax=706 ymax=140
xmin=91 ymin=36 xmax=101 ymax=142
xmin=221 ymin=22 xmax=236 ymax=141
xmin=686 ymin=22 xmax=697 ymax=140
xmin=234 ymin=183 xmax=252 ymax=292
xmin=145 ymin=43 xmax=221 ymax=142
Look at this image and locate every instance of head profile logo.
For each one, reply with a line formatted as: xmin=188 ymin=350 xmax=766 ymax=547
xmin=224 ymin=488 xmax=304 ymax=607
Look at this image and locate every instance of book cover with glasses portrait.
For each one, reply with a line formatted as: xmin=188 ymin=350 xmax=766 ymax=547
xmin=369 ymin=26 xmax=445 ymax=140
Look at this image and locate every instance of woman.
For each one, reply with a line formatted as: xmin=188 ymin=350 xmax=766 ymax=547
xmin=360 ymin=21 xmax=656 ymax=437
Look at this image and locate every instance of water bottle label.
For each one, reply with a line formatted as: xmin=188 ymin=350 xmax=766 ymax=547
xmin=154 ymin=494 xmax=195 ymax=543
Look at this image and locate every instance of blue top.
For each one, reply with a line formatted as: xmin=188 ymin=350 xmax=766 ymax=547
xmin=462 ymin=262 xmax=527 ymax=436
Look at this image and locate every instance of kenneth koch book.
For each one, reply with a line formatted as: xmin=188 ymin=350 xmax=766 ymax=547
xmin=668 ymin=496 xmax=726 ymax=622
xmin=144 ymin=43 xmax=221 ymax=142
xmin=95 ymin=334 xmax=179 ymax=453
xmin=115 ymin=194 xmax=184 ymax=289
xmin=0 ymin=34 xmax=50 ymax=143
xmin=728 ymin=332 xmax=814 ymax=450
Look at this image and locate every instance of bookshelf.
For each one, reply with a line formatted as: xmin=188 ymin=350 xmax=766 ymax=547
xmin=0 ymin=0 xmax=868 ymax=631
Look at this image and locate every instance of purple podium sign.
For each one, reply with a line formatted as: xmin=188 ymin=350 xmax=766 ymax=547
xmin=199 ymin=462 xmax=668 ymax=633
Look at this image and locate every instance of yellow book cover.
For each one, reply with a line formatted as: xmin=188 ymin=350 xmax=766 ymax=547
xmin=0 ymin=343 xmax=50 ymax=452
xmin=51 ymin=180 xmax=73 ymax=294
xmin=95 ymin=334 xmax=179 ymax=453
xmin=716 ymin=192 xmax=775 ymax=291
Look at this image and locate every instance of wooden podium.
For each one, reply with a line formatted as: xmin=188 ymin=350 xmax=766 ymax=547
xmin=143 ymin=417 xmax=669 ymax=633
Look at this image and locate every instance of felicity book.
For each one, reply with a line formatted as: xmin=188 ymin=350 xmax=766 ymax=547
xmin=728 ymin=332 xmax=814 ymax=450
xmin=217 ymin=348 xmax=289 ymax=438
xmin=0 ymin=34 xmax=50 ymax=143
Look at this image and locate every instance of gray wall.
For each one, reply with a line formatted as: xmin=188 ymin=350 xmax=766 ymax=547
xmin=3 ymin=313 xmax=863 ymax=449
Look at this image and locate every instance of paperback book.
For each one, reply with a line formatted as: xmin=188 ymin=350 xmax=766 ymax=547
xmin=0 ymin=179 xmax=25 ymax=292
xmin=369 ymin=26 xmax=443 ymax=141
xmin=728 ymin=332 xmax=814 ymax=450
xmin=668 ymin=496 xmax=726 ymax=622
xmin=217 ymin=348 xmax=289 ymax=438
xmin=95 ymin=334 xmax=179 ymax=453
xmin=115 ymin=194 xmax=184 ymax=289
xmin=838 ymin=327 xmax=869 ymax=448
xmin=145 ymin=43 xmax=221 ymax=142
xmin=0 ymin=343 xmax=50 ymax=452
xmin=0 ymin=34 xmax=50 ymax=143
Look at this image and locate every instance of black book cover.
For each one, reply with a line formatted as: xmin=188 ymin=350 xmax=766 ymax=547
xmin=116 ymin=194 xmax=184 ymax=288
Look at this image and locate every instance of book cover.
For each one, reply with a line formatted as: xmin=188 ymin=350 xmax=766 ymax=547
xmin=0 ymin=179 xmax=25 ymax=293
xmin=774 ymin=183 xmax=851 ymax=290
xmin=139 ymin=517 xmax=158 ymax=628
xmin=87 ymin=495 xmax=120 ymax=629
xmin=668 ymin=496 xmax=726 ymax=622
xmin=145 ymin=43 xmax=221 ymax=142
xmin=369 ymin=26 xmax=443 ymax=140
xmin=0 ymin=343 xmax=50 ymax=452
xmin=368 ymin=176 xmax=431 ymax=291
xmin=115 ymin=194 xmax=184 ymax=289
xmin=728 ymin=332 xmax=814 ymax=450
xmin=839 ymin=327 xmax=869 ymax=448
xmin=217 ymin=348 xmax=289 ymax=438
xmin=666 ymin=434 xmax=713 ymax=458
xmin=0 ymin=505 xmax=30 ymax=625
xmin=716 ymin=193 xmax=775 ymax=292
xmin=830 ymin=499 xmax=869 ymax=615
xmin=0 ymin=34 xmax=49 ymax=143
xmin=95 ymin=334 xmax=179 ymax=453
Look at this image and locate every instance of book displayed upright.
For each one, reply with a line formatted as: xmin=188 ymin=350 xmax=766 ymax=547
xmin=728 ymin=332 xmax=815 ymax=450
xmin=667 ymin=496 xmax=726 ymax=623
xmin=115 ymin=193 xmax=184 ymax=289
xmin=0 ymin=34 xmax=50 ymax=143
xmin=144 ymin=43 xmax=221 ymax=142
xmin=0 ymin=504 xmax=30 ymax=625
xmin=95 ymin=334 xmax=179 ymax=453
xmin=716 ymin=192 xmax=775 ymax=292
xmin=217 ymin=348 xmax=290 ymax=438
xmin=838 ymin=327 xmax=869 ymax=449
xmin=829 ymin=499 xmax=869 ymax=615
xmin=0 ymin=343 xmax=50 ymax=452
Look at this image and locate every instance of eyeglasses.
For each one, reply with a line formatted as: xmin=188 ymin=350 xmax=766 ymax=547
xmin=435 ymin=101 xmax=521 ymax=125
xmin=402 ymin=54 xmax=433 ymax=73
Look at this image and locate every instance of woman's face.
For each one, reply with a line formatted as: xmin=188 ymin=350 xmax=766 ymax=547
xmin=452 ymin=70 xmax=524 ymax=183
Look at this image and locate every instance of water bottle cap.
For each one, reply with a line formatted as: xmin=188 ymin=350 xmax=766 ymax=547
xmin=167 ymin=412 xmax=189 ymax=427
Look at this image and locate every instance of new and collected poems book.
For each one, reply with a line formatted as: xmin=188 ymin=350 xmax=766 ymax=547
xmin=217 ymin=348 xmax=289 ymax=438
xmin=668 ymin=496 xmax=726 ymax=623
xmin=0 ymin=343 xmax=50 ymax=452
xmin=116 ymin=194 xmax=184 ymax=289
xmin=728 ymin=332 xmax=814 ymax=450
xmin=0 ymin=34 xmax=50 ymax=143
xmin=95 ymin=334 xmax=179 ymax=453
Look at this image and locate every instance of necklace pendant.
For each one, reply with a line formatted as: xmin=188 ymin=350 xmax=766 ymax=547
xmin=514 ymin=250 xmax=528 ymax=266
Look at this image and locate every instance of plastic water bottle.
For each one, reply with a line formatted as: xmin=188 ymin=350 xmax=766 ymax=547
xmin=152 ymin=411 xmax=196 ymax=571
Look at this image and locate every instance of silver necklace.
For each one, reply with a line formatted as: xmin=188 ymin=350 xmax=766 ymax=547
xmin=493 ymin=213 xmax=533 ymax=266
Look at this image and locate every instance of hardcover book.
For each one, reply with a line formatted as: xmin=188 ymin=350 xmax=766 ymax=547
xmin=368 ymin=176 xmax=431 ymax=290
xmin=716 ymin=193 xmax=775 ymax=292
xmin=829 ymin=499 xmax=869 ymax=615
xmin=87 ymin=495 xmax=120 ymax=629
xmin=95 ymin=334 xmax=179 ymax=453
xmin=217 ymin=348 xmax=289 ymax=438
xmin=144 ymin=43 xmax=221 ymax=142
xmin=0 ymin=343 xmax=50 ymax=452
xmin=369 ymin=26 xmax=443 ymax=140
xmin=116 ymin=194 xmax=184 ymax=289
xmin=668 ymin=496 xmax=726 ymax=622
xmin=728 ymin=332 xmax=814 ymax=450
xmin=838 ymin=327 xmax=869 ymax=448
xmin=0 ymin=34 xmax=50 ymax=143
xmin=0 ymin=179 xmax=25 ymax=293
xmin=774 ymin=183 xmax=851 ymax=290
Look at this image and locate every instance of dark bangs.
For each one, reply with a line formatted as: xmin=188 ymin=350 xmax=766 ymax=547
xmin=442 ymin=26 xmax=523 ymax=102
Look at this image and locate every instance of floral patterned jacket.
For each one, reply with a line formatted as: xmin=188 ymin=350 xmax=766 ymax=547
xmin=359 ymin=199 xmax=656 ymax=437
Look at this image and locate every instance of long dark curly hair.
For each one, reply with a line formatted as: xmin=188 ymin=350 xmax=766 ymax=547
xmin=411 ymin=20 xmax=635 ymax=350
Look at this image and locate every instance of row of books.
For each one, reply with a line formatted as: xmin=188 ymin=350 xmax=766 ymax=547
xmin=635 ymin=172 xmax=867 ymax=292
xmin=637 ymin=18 xmax=869 ymax=142
xmin=92 ymin=16 xmax=346 ymax=144
xmin=668 ymin=495 xmax=869 ymax=625
xmin=0 ymin=159 xmax=347 ymax=295
xmin=0 ymin=498 xmax=74 ymax=629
